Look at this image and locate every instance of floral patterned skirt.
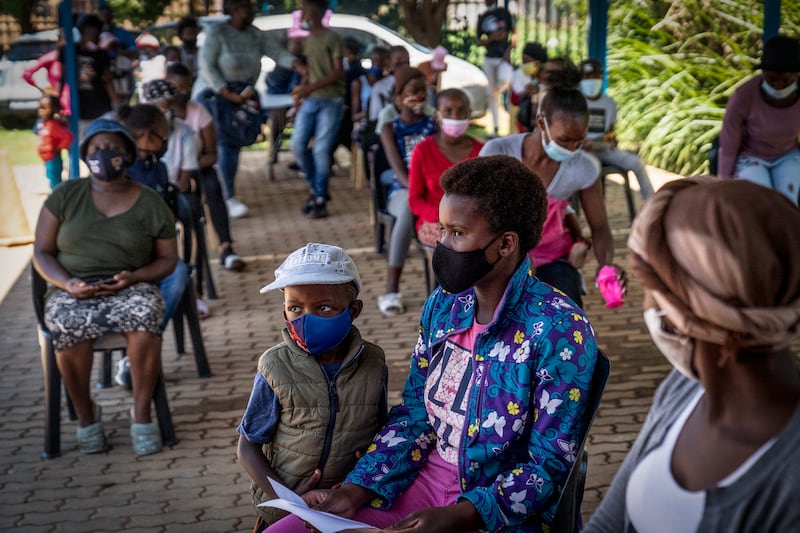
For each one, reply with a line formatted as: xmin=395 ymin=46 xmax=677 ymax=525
xmin=44 ymin=283 xmax=165 ymax=352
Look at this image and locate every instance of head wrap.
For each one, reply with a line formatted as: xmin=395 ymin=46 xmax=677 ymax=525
xmin=628 ymin=176 xmax=800 ymax=353
xmin=142 ymin=79 xmax=177 ymax=104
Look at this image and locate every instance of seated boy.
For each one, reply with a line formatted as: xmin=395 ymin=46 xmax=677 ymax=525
xmin=579 ymin=58 xmax=655 ymax=200
xmin=237 ymin=243 xmax=388 ymax=532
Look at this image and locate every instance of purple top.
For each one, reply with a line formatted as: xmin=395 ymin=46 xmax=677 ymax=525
xmin=719 ymin=75 xmax=800 ymax=178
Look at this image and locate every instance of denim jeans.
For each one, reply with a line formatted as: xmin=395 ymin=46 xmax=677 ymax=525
xmin=217 ymin=138 xmax=240 ymax=199
xmin=735 ymin=149 xmax=800 ymax=205
xmin=158 ymin=259 xmax=189 ymax=330
xmin=289 ymin=96 xmax=344 ymax=199
xmin=536 ymin=259 xmax=583 ymax=308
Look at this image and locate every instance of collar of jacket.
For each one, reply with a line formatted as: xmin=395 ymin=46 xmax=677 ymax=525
xmin=435 ymin=255 xmax=534 ymax=340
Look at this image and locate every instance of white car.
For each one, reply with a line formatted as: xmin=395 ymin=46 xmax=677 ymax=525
xmin=253 ymin=14 xmax=488 ymax=118
xmin=151 ymin=14 xmax=488 ymax=118
xmin=0 ymin=29 xmax=59 ymax=128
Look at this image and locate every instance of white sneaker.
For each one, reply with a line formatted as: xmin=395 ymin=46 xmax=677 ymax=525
xmin=226 ymin=197 xmax=248 ymax=219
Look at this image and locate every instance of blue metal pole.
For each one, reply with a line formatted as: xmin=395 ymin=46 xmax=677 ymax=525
xmin=587 ymin=0 xmax=608 ymax=89
xmin=763 ymin=0 xmax=781 ymax=42
xmin=58 ymin=0 xmax=80 ymax=179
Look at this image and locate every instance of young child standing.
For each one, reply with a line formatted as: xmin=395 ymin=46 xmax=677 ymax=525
xmin=237 ymin=242 xmax=388 ymax=532
xmin=36 ymin=95 xmax=73 ymax=190
xmin=289 ymin=0 xmax=346 ymax=219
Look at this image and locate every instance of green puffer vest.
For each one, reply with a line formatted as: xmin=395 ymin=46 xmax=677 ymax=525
xmin=252 ymin=327 xmax=387 ymax=524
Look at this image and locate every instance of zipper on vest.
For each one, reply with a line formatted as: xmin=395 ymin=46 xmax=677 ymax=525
xmin=315 ymin=343 xmax=364 ymax=473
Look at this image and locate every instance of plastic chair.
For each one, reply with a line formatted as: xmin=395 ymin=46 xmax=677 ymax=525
xmin=415 ymin=238 xmax=436 ymax=296
xmin=31 ymin=265 xmax=177 ymax=459
xmin=601 ymin=165 xmax=637 ymax=222
xmin=550 ymin=350 xmax=611 ymax=531
xmin=367 ymin=144 xmax=395 ymax=255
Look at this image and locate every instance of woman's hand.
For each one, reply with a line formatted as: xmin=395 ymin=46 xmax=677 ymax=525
xmin=64 ymin=278 xmax=99 ymax=300
xmin=305 ymin=484 xmax=374 ymax=518
xmin=93 ymin=271 xmax=135 ymax=297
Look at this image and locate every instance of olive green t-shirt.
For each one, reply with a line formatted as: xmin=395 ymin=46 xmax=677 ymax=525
xmin=44 ymin=178 xmax=176 ymax=281
xmin=304 ymin=29 xmax=345 ymax=99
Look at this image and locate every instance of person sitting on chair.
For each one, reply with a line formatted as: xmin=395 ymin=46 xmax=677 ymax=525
xmin=586 ymin=177 xmax=800 ymax=532
xmin=579 ymin=58 xmax=654 ymax=201
xmin=32 ymin=118 xmax=177 ymax=456
xmin=408 ymin=88 xmax=483 ymax=250
xmin=718 ymin=35 xmax=800 ymax=205
xmin=376 ymin=67 xmax=436 ymax=316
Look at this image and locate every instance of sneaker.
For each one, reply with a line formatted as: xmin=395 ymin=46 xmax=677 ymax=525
xmin=377 ymin=292 xmax=404 ymax=317
xmin=196 ymin=298 xmax=210 ymax=319
xmin=300 ymin=193 xmax=316 ymax=214
xmin=114 ymin=356 xmax=132 ymax=390
xmin=221 ymin=249 xmax=246 ymax=271
xmin=309 ymin=197 xmax=328 ymax=219
xmin=130 ymin=421 xmax=162 ymax=456
xmin=288 ymin=161 xmax=301 ymax=171
xmin=225 ymin=197 xmax=248 ymax=219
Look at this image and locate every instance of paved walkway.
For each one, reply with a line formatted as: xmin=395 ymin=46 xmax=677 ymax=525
xmin=0 ymin=149 xmax=680 ymax=532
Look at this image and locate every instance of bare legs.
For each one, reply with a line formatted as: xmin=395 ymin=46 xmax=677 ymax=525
xmin=56 ymin=331 xmax=162 ymax=426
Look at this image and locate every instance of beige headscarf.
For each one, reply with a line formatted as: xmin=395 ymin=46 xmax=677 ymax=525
xmin=628 ymin=176 xmax=800 ymax=354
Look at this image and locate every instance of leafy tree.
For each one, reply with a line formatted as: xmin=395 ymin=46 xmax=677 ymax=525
xmin=398 ymin=0 xmax=449 ymax=48
xmin=606 ymin=0 xmax=800 ymax=175
xmin=0 ymin=0 xmax=41 ymax=34
xmin=106 ymin=0 xmax=173 ymax=27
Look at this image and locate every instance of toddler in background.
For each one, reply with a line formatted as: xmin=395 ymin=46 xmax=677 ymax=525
xmin=36 ymin=95 xmax=73 ymax=190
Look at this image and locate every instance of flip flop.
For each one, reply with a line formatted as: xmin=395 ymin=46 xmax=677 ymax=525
xmin=196 ymin=298 xmax=210 ymax=319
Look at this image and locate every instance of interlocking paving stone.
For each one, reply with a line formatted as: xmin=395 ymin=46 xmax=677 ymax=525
xmin=0 ymin=148 xmax=678 ymax=530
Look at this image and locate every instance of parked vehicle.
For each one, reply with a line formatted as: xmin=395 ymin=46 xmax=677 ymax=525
xmin=0 ymin=30 xmax=59 ymax=129
xmin=150 ymin=14 xmax=489 ymax=118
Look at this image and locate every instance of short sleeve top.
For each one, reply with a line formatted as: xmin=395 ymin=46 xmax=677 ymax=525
xmin=44 ymin=178 xmax=176 ymax=280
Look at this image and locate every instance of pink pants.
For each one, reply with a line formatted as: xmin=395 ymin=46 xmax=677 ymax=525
xmin=264 ymin=450 xmax=462 ymax=532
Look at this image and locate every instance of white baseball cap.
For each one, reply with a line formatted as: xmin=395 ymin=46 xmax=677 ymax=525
xmin=260 ymin=243 xmax=361 ymax=293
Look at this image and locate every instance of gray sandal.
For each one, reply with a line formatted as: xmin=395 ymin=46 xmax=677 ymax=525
xmin=131 ymin=421 xmax=162 ymax=456
xmin=76 ymin=404 xmax=109 ymax=454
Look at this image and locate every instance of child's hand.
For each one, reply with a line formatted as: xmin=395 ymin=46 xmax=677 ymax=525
xmin=295 ymin=468 xmax=321 ymax=495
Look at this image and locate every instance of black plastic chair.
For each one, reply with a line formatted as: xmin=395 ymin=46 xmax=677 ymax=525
xmin=550 ymin=350 xmax=611 ymax=531
xmin=601 ymin=165 xmax=637 ymax=222
xmin=367 ymin=144 xmax=396 ymax=255
xmin=32 ymin=265 xmax=177 ymax=458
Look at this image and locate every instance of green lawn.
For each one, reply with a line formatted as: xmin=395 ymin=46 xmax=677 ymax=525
xmin=0 ymin=127 xmax=42 ymax=166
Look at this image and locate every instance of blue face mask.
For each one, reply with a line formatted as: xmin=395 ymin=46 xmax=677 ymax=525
xmin=580 ymin=78 xmax=603 ymax=98
xmin=286 ymin=309 xmax=353 ymax=356
xmin=368 ymin=66 xmax=383 ymax=77
xmin=541 ymin=117 xmax=577 ymax=162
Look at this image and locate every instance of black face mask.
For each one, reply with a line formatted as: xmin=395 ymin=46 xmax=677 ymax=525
xmin=182 ymin=39 xmax=197 ymax=50
xmin=432 ymin=234 xmax=502 ymax=294
xmin=86 ymin=149 xmax=128 ymax=181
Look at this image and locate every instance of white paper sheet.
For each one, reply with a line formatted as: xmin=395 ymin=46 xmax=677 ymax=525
xmin=257 ymin=477 xmax=376 ymax=533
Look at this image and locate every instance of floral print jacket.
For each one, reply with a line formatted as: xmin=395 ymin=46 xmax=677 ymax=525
xmin=344 ymin=257 xmax=598 ymax=532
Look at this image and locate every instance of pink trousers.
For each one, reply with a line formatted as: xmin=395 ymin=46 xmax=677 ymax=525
xmin=264 ymin=450 xmax=463 ymax=532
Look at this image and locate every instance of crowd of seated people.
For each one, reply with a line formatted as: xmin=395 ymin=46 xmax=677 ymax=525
xmin=28 ymin=2 xmax=800 ymax=531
